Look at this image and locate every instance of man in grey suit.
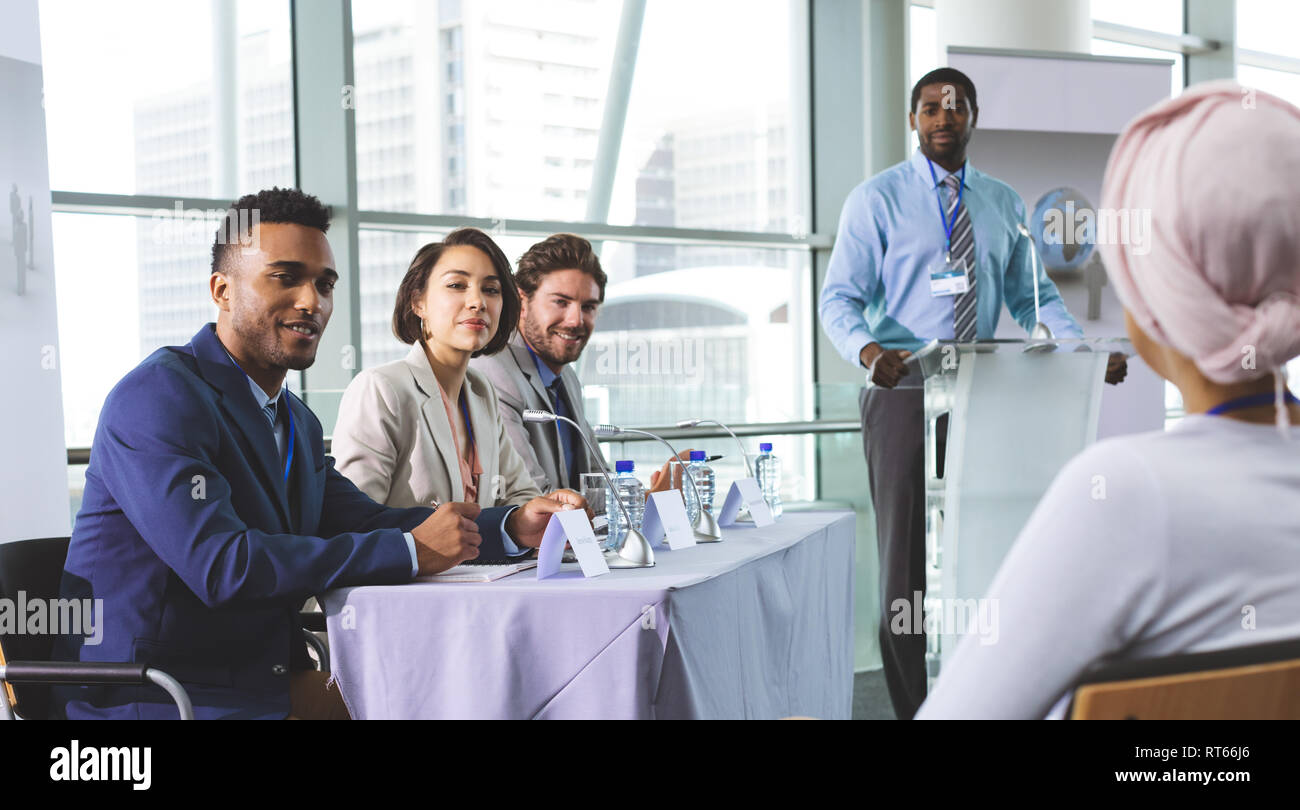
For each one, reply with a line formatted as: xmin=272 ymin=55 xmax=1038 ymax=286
xmin=471 ymin=233 xmax=604 ymax=492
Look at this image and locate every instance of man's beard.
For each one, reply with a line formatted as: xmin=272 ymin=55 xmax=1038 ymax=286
xmin=923 ymin=130 xmax=969 ymax=164
xmin=233 ymin=314 xmax=318 ymax=372
xmin=521 ymin=318 xmax=587 ymax=367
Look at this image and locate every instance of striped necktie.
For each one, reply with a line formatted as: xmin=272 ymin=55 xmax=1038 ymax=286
xmin=263 ymin=398 xmax=287 ymax=466
xmin=946 ymin=173 xmax=978 ymax=342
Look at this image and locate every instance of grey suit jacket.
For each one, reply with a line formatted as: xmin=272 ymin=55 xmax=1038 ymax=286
xmin=470 ymin=331 xmax=600 ymax=492
xmin=332 ymin=344 xmax=542 ymax=510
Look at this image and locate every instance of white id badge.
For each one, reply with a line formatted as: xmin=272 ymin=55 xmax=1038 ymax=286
xmin=929 ymin=257 xmax=969 ymax=297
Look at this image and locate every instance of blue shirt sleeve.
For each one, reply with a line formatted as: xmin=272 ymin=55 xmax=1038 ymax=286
xmin=819 ymin=184 xmax=885 ymax=367
xmin=404 ymin=532 xmax=418 ymax=576
xmin=498 ymin=506 xmax=529 ymax=557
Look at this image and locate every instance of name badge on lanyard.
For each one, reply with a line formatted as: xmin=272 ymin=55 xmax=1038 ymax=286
xmin=929 ymin=255 xmax=969 ymax=297
xmin=926 ymin=159 xmax=970 ymax=298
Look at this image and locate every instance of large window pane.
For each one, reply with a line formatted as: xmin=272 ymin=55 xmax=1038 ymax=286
xmin=614 ymin=0 xmax=806 ymax=234
xmin=54 ymin=211 xmax=302 ymax=449
xmin=1237 ymin=0 xmax=1300 ymax=115
xmin=40 ymin=0 xmax=294 ymax=199
xmin=351 ymin=0 xmax=621 ymax=216
xmin=1238 ymin=66 xmax=1300 ymax=108
xmin=53 ymin=213 xmax=149 ymax=448
xmin=350 ymin=0 xmax=808 ymax=234
xmin=910 ymin=3 xmax=939 ymax=88
xmin=1237 ymin=0 xmax=1300 ymax=57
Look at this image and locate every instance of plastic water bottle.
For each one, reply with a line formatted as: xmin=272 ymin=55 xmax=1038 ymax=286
xmin=609 ymin=460 xmax=645 ymax=550
xmin=684 ymin=450 xmax=715 ymax=524
xmin=755 ymin=442 xmax=783 ymax=519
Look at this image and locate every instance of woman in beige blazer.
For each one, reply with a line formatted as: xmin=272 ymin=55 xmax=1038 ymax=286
xmin=332 ymin=228 xmax=583 ymax=549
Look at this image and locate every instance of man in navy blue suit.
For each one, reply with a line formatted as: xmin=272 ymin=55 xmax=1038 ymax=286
xmin=56 ymin=188 xmax=581 ymax=719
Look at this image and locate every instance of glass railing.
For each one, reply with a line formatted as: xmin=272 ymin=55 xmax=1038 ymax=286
xmin=65 ymin=415 xmax=866 ymax=519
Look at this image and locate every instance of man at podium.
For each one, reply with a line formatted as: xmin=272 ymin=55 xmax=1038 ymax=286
xmin=817 ymin=67 xmax=1125 ymax=719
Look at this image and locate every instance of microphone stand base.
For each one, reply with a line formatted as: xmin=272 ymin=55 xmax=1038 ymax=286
xmin=605 ymin=551 xmax=655 ymax=568
xmin=604 ymin=529 xmax=656 ymax=568
xmin=693 ymin=510 xmax=723 ymax=542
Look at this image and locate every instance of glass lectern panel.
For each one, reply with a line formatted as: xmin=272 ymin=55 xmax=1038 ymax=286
xmin=916 ymin=339 xmax=1125 ymax=686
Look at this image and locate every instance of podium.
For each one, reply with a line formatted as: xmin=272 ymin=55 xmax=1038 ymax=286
xmin=912 ymin=338 xmax=1128 ymax=686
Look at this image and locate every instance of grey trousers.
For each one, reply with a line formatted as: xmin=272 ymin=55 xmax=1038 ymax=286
xmin=859 ymin=386 xmax=946 ymax=720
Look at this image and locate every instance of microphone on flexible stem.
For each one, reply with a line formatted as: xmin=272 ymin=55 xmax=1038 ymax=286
xmin=676 ymin=418 xmax=753 ymax=480
xmin=592 ymin=424 xmax=723 ymax=542
xmin=676 ymin=416 xmax=757 ymax=524
xmin=522 ymin=409 xmax=654 ymax=568
xmin=1016 ymin=222 xmax=1057 ymax=353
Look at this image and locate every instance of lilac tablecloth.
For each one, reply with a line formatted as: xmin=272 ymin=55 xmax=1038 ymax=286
xmin=321 ymin=511 xmax=855 ymax=719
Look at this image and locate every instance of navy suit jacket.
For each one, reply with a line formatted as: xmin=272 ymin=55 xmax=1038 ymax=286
xmin=56 ymin=324 xmax=515 ymax=719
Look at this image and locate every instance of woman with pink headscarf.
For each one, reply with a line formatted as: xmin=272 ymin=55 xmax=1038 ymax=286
xmin=917 ymin=82 xmax=1300 ymax=719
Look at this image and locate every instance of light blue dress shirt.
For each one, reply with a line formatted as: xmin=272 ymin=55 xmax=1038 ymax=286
xmin=819 ymin=149 xmax=1082 ymax=369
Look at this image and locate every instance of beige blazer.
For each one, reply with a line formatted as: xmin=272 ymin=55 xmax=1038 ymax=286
xmin=332 ymin=344 xmax=542 ymax=510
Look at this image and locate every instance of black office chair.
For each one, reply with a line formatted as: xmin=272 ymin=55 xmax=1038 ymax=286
xmin=300 ymin=603 xmax=330 ymax=672
xmin=1068 ymin=637 xmax=1300 ymax=719
xmin=0 ymin=536 xmax=194 ymax=720
xmin=0 ymin=536 xmax=331 ymax=720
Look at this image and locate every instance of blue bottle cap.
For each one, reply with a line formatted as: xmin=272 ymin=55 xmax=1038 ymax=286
xmin=615 ymin=460 xmax=635 ymax=473
xmin=759 ymin=442 xmax=773 ymax=452
xmin=689 ymin=450 xmax=706 ymax=462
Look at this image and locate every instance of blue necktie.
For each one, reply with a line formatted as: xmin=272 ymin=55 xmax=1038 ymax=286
xmin=547 ymin=378 xmax=580 ymax=490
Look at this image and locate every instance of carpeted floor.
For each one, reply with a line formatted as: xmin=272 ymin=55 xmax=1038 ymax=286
xmin=852 ymin=669 xmax=897 ymax=720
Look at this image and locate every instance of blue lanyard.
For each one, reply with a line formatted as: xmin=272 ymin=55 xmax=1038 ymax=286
xmin=281 ymin=391 xmax=295 ymax=482
xmin=926 ymin=159 xmax=966 ymax=260
xmin=1206 ymin=390 xmax=1299 ymax=416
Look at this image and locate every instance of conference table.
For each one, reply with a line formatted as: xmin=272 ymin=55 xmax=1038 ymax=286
xmin=320 ymin=510 xmax=855 ymax=719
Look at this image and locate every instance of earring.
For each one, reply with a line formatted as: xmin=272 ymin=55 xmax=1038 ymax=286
xmin=419 ymin=317 xmax=426 ymax=340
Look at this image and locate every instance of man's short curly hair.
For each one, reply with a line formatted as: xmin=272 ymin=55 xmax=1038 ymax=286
xmin=211 ymin=187 xmax=331 ymax=274
xmin=910 ymin=67 xmax=978 ymax=114
xmin=515 ymin=233 xmax=607 ymax=302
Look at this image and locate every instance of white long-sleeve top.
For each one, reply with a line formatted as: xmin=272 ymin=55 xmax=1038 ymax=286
xmin=917 ymin=415 xmax=1300 ymax=719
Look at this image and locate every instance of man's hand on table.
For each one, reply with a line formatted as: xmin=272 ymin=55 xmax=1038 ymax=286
xmin=506 ymin=490 xmax=589 ymax=549
xmin=412 ymin=502 xmax=482 ymax=574
xmin=860 ymin=342 xmax=913 ymax=389
xmin=1105 ymin=352 xmax=1128 ymax=385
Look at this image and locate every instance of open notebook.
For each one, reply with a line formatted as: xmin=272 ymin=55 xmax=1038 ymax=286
xmin=415 ymin=560 xmax=538 ymax=583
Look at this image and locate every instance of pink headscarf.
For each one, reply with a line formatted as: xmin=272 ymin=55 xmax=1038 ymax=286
xmin=1099 ymin=81 xmax=1300 ymax=432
